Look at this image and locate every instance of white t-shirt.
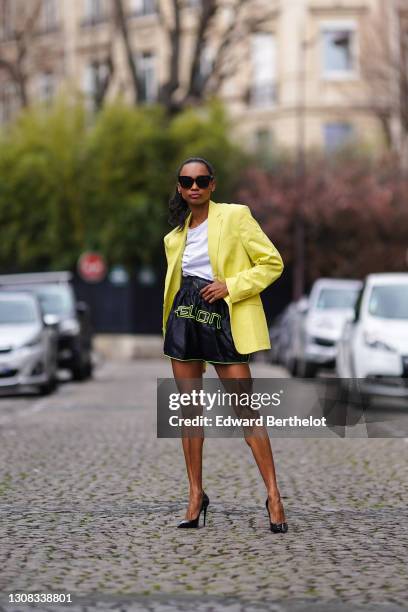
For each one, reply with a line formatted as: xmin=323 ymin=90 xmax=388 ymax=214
xmin=181 ymin=219 xmax=214 ymax=281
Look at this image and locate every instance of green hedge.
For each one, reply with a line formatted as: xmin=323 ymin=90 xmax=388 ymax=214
xmin=0 ymin=97 xmax=247 ymax=272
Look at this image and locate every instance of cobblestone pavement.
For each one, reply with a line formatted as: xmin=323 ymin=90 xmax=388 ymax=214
xmin=0 ymin=359 xmax=407 ymax=612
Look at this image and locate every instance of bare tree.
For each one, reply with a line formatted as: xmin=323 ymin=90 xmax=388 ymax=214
xmin=0 ymin=0 xmax=276 ymax=115
xmin=113 ymin=0 xmax=275 ymax=114
xmin=360 ymin=0 xmax=408 ymax=169
xmin=94 ymin=54 xmax=115 ymax=111
xmin=112 ymin=0 xmax=143 ymax=104
xmin=0 ymin=0 xmax=43 ymax=107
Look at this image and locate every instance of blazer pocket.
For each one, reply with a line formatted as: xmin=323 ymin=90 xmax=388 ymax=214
xmin=241 ymin=296 xmax=263 ymax=307
xmin=227 ymin=295 xmax=262 ymax=307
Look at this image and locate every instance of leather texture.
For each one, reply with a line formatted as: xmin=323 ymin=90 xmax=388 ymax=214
xmin=163 ymin=275 xmax=249 ymax=364
xmin=163 ymin=200 xmax=284 ymax=355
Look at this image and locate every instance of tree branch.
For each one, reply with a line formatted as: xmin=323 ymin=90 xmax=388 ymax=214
xmin=181 ymin=0 xmax=218 ymax=103
xmin=112 ymin=0 xmax=142 ymax=103
xmin=159 ymin=0 xmax=181 ymax=109
xmin=0 ymin=0 xmax=42 ymax=107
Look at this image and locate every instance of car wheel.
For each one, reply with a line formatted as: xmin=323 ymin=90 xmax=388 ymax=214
xmin=72 ymin=364 xmax=87 ymax=381
xmin=72 ymin=354 xmax=92 ymax=381
xmin=287 ymin=357 xmax=298 ymax=377
xmin=299 ymin=359 xmax=318 ymax=378
xmin=38 ymin=374 xmax=58 ymax=396
xmin=84 ymin=358 xmax=93 ymax=378
xmin=348 ymin=383 xmax=371 ymax=409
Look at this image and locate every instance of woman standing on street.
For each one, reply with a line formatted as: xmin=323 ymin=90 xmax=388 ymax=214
xmin=162 ymin=156 xmax=288 ymax=533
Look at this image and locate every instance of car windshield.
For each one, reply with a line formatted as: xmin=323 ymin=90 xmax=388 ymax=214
xmin=316 ymin=287 xmax=359 ymax=310
xmin=19 ymin=284 xmax=75 ymax=316
xmin=368 ymin=285 xmax=408 ymax=320
xmin=0 ymin=299 xmax=38 ymax=324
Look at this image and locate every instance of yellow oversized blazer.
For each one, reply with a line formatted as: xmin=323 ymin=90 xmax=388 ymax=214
xmin=162 ymin=200 xmax=284 ymax=356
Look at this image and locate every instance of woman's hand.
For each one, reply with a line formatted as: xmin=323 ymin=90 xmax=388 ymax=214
xmin=200 ymin=280 xmax=229 ymax=303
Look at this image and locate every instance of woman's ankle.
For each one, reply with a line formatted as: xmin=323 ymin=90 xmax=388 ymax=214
xmin=189 ymin=487 xmax=204 ymax=497
xmin=267 ymin=490 xmax=282 ymax=503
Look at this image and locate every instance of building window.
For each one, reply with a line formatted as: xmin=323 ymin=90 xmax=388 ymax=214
xmin=250 ymin=33 xmax=277 ymax=107
xmin=83 ymin=61 xmax=110 ymax=109
xmin=129 ymin=0 xmax=156 ymax=16
xmin=321 ymin=24 xmax=357 ymax=78
xmin=0 ymin=0 xmax=15 ymax=40
xmin=324 ymin=122 xmax=355 ymax=152
xmin=82 ymin=0 xmax=106 ymax=25
xmin=40 ymin=0 xmax=58 ymax=32
xmin=137 ymin=52 xmax=157 ymax=103
xmin=38 ymin=72 xmax=56 ymax=104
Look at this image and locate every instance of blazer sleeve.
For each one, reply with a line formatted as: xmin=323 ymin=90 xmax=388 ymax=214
xmin=224 ymin=206 xmax=284 ymax=304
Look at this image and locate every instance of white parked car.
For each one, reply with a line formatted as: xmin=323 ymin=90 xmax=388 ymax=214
xmin=0 ymin=292 xmax=58 ymax=395
xmin=268 ymin=300 xmax=307 ymax=366
xmin=336 ymin=273 xmax=408 ymax=401
xmin=294 ymin=278 xmax=363 ymax=377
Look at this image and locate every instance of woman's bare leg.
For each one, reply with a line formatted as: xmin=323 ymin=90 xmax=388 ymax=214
xmin=213 ymin=362 xmax=287 ymax=524
xmin=171 ymin=359 xmax=205 ymax=520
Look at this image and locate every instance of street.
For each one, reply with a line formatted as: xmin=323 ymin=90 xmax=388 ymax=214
xmin=0 ymin=358 xmax=407 ymax=612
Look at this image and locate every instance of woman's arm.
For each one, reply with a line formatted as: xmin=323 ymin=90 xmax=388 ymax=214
xmin=224 ymin=206 xmax=284 ymax=304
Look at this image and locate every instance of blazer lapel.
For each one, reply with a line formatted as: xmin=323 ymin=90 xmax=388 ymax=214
xmin=168 ymin=199 xmax=222 ymax=283
xmin=207 ymin=199 xmax=223 ymax=279
xmin=166 ymin=210 xmax=191 ymax=282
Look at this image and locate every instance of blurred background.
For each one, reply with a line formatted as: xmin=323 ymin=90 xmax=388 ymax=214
xmin=0 ymin=0 xmax=407 ymax=394
xmin=1 ymin=5 xmax=408 ymax=606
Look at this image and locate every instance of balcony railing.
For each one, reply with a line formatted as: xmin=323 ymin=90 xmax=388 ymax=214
xmin=248 ymin=82 xmax=278 ymax=107
xmin=35 ymin=23 xmax=60 ymax=36
xmin=80 ymin=13 xmax=109 ymax=27
xmin=129 ymin=1 xmax=156 ymax=18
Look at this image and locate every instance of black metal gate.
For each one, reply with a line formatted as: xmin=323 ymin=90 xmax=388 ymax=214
xmin=72 ymin=266 xmax=166 ymax=334
xmin=72 ymin=264 xmax=292 ymax=335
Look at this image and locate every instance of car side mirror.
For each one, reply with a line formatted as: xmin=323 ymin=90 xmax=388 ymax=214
xmin=76 ymin=301 xmax=88 ymax=315
xmin=342 ymin=310 xmax=355 ymax=325
xmin=43 ymin=313 xmax=59 ymax=327
xmin=297 ymin=298 xmax=309 ymax=314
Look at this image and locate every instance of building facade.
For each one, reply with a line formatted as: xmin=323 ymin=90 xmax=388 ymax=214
xmin=0 ymin=0 xmax=404 ymax=154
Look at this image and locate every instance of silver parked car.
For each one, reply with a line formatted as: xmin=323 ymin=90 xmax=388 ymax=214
xmin=269 ymin=297 xmax=309 ymax=375
xmin=0 ymin=292 xmax=58 ymax=395
xmin=293 ymin=278 xmax=363 ymax=377
xmin=0 ymin=272 xmax=93 ymax=381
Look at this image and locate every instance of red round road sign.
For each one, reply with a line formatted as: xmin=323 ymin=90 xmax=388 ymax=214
xmin=77 ymin=252 xmax=107 ymax=283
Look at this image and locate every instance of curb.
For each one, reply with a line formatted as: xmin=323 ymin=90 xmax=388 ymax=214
xmin=93 ymin=334 xmax=163 ymax=360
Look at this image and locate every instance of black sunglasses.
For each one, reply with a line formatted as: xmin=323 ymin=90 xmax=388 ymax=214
xmin=178 ymin=175 xmax=213 ymax=189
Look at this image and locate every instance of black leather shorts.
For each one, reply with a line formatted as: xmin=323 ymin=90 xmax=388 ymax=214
xmin=163 ymin=275 xmax=249 ymax=364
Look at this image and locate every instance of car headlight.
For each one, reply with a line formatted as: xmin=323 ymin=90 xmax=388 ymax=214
xmin=314 ymin=319 xmax=334 ymax=330
xmin=363 ymin=332 xmax=396 ymax=352
xmin=307 ymin=331 xmax=331 ymax=343
xmin=59 ymin=319 xmax=80 ymax=335
xmin=306 ymin=331 xmax=317 ymax=343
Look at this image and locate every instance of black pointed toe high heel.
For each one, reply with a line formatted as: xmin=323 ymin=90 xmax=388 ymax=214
xmin=265 ymin=498 xmax=288 ymax=533
xmin=177 ymin=491 xmax=210 ymax=528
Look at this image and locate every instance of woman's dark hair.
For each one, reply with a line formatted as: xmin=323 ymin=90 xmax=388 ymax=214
xmin=168 ymin=157 xmax=215 ymax=231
